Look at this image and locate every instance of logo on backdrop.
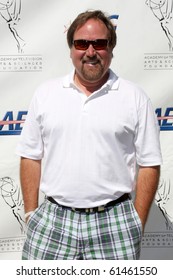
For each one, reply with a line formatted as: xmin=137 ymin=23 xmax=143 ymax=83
xmin=0 ymin=111 xmax=27 ymax=135
xmin=155 ymin=177 xmax=173 ymax=230
xmin=0 ymin=177 xmax=25 ymax=234
xmin=144 ymin=0 xmax=173 ymax=70
xmin=0 ymin=0 xmax=25 ymax=53
xmin=145 ymin=0 xmax=173 ymax=52
xmin=155 ymin=107 xmax=173 ymax=130
xmin=109 ymin=14 xmax=119 ymax=30
xmin=0 ymin=1 xmax=43 ymax=72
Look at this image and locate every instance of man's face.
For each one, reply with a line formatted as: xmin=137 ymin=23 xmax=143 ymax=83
xmin=70 ymin=18 xmax=113 ymax=86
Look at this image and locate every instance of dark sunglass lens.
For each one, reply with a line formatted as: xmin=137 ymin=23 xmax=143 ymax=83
xmin=94 ymin=40 xmax=108 ymax=50
xmin=74 ymin=40 xmax=88 ymax=50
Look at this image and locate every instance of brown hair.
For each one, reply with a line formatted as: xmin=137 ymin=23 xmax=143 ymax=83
xmin=67 ymin=10 xmax=117 ymax=50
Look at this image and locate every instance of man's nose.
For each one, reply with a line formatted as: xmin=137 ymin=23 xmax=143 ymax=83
xmin=85 ymin=44 xmax=96 ymax=56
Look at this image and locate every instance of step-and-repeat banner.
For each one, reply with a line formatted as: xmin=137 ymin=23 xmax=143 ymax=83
xmin=0 ymin=0 xmax=173 ymax=260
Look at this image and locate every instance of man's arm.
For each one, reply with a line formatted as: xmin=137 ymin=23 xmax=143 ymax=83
xmin=20 ymin=157 xmax=41 ymax=221
xmin=134 ymin=165 xmax=160 ymax=230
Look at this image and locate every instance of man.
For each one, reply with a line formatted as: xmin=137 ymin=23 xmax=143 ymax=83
xmin=16 ymin=10 xmax=162 ymax=260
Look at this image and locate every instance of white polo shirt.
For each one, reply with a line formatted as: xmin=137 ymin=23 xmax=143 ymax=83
xmin=16 ymin=70 xmax=162 ymax=207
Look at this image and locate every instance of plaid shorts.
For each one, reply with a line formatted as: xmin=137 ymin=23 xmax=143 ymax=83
xmin=22 ymin=197 xmax=142 ymax=260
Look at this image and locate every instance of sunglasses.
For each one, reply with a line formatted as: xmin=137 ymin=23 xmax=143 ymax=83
xmin=73 ymin=39 xmax=109 ymax=50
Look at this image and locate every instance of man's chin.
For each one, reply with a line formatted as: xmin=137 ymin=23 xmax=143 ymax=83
xmin=82 ymin=66 xmax=103 ymax=81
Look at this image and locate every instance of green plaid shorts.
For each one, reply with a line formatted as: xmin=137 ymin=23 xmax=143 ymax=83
xmin=22 ymin=197 xmax=142 ymax=260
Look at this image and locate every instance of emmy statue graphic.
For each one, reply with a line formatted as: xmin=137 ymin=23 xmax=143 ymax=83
xmin=146 ymin=0 xmax=173 ymax=51
xmin=0 ymin=0 xmax=25 ymax=52
xmin=0 ymin=176 xmax=25 ymax=234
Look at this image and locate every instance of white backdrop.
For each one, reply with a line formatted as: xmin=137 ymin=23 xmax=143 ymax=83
xmin=0 ymin=0 xmax=173 ymax=260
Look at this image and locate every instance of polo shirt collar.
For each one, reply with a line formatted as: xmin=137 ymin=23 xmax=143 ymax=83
xmin=106 ymin=69 xmax=119 ymax=90
xmin=63 ymin=70 xmax=75 ymax=88
xmin=63 ymin=68 xmax=120 ymax=91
